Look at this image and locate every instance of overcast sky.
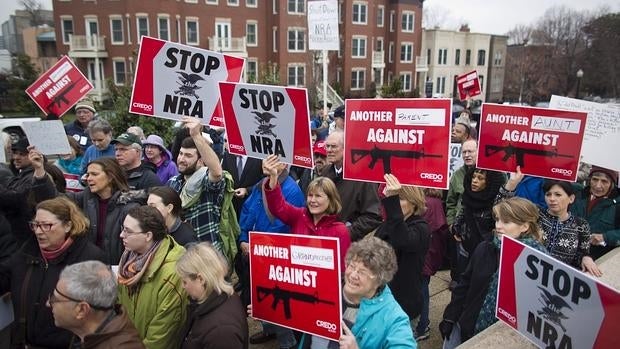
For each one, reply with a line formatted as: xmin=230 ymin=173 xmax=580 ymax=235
xmin=2 ymin=0 xmax=618 ymax=36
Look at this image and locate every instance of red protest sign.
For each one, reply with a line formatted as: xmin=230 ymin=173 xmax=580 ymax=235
xmin=497 ymin=236 xmax=620 ymax=349
xmin=477 ymin=104 xmax=587 ymax=181
xmin=343 ymin=98 xmax=452 ymax=189
xmin=456 ymin=70 xmax=481 ymax=100
xmin=250 ymin=232 xmax=341 ymax=341
xmin=25 ymin=56 xmax=93 ymax=117
xmin=219 ymin=82 xmax=313 ymax=169
xmin=129 ymin=36 xmax=244 ymax=127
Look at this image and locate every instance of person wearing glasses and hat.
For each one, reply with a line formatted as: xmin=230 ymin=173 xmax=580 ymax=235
xmin=65 ymin=98 xmax=97 ymax=151
xmin=112 ymin=133 xmax=162 ymax=191
xmin=0 ymin=197 xmax=104 ymax=349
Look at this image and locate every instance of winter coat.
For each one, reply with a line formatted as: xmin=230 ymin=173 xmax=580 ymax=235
xmin=446 ymin=164 xmax=467 ymax=225
xmin=179 ymin=292 xmax=248 ymax=349
xmin=0 ymin=235 xmax=105 ymax=349
xmin=422 ymin=196 xmax=449 ymax=276
xmin=76 ymin=305 xmax=145 ymax=349
xmin=81 ymin=144 xmax=115 ymax=174
xmin=571 ymin=185 xmax=620 ymax=255
xmin=0 ymin=166 xmax=36 ymax=243
xmin=169 ymin=218 xmax=197 ymax=247
xmin=126 ymin=163 xmax=162 ymax=191
xmin=264 ymin=180 xmax=351 ymax=271
xmin=65 ymin=120 xmax=92 ymax=150
xmin=375 ymin=195 xmax=430 ymax=319
xmin=118 ymin=235 xmax=188 ymax=349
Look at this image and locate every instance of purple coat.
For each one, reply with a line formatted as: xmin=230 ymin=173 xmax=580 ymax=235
xmin=147 ymin=148 xmax=179 ymax=184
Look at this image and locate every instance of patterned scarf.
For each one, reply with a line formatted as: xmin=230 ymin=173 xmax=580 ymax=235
xmin=118 ymin=240 xmax=162 ymax=293
xmin=40 ymin=237 xmax=74 ymax=262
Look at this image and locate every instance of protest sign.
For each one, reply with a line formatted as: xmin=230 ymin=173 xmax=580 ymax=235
xmin=307 ymin=0 xmax=339 ymax=50
xmin=250 ymin=232 xmax=341 ymax=340
xmin=549 ymin=95 xmax=620 ymax=172
xmin=22 ymin=120 xmax=71 ymax=155
xmin=25 ymin=56 xmax=93 ymax=117
xmin=219 ymin=82 xmax=313 ymax=169
xmin=456 ymin=70 xmax=481 ymax=100
xmin=477 ymin=103 xmax=587 ymax=181
xmin=497 ymin=235 xmax=620 ymax=349
xmin=343 ymin=98 xmax=452 ymax=189
xmin=449 ymin=143 xmax=464 ymax=178
xmin=129 ymin=36 xmax=244 ymax=127
xmin=64 ymin=173 xmax=84 ymax=193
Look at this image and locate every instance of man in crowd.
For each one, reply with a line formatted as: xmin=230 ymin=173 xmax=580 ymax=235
xmin=450 ymin=121 xmax=471 ymax=144
xmin=297 ymin=140 xmax=329 ymax=195
xmin=48 ymin=260 xmax=144 ymax=347
xmin=446 ymin=138 xmax=477 ymax=225
xmin=221 ymin=152 xmax=263 ymax=220
xmin=65 ymin=98 xmax=96 ymax=151
xmin=112 ymin=133 xmax=161 ymax=190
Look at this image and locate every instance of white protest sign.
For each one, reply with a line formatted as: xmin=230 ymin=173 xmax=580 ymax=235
xmin=307 ymin=0 xmax=340 ymax=50
xmin=22 ymin=120 xmax=71 ymax=155
xmin=449 ymin=143 xmax=464 ymax=178
xmin=549 ymin=95 xmax=620 ymax=171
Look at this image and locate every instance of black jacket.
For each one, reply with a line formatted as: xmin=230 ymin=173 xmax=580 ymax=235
xmin=0 ymin=235 xmax=105 ymax=349
xmin=126 ymin=163 xmax=162 ymax=191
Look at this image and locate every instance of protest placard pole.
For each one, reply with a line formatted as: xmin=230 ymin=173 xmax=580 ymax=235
xmin=323 ymin=50 xmax=328 ymax=117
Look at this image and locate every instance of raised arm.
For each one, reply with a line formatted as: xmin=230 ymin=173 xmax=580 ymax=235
xmin=184 ymin=117 xmax=222 ymax=182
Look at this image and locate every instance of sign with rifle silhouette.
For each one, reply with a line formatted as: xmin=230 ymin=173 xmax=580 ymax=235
xmin=344 ymin=98 xmax=452 ymax=189
xmin=219 ymin=81 xmax=314 ymax=169
xmin=477 ymin=104 xmax=587 ymax=181
xmin=25 ymin=56 xmax=93 ymax=118
xmin=129 ymin=36 xmax=244 ymax=127
xmin=249 ymin=232 xmax=341 ymax=340
xmin=456 ymin=70 xmax=481 ymax=100
xmin=497 ymin=235 xmax=620 ymax=349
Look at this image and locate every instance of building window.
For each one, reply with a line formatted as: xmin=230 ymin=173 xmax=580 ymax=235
xmin=477 ymin=50 xmax=486 ymax=65
xmin=401 ymin=11 xmax=414 ymax=32
xmin=336 ymin=68 xmax=342 ymax=83
xmin=377 ymin=5 xmax=384 ymax=27
xmin=351 ymin=69 xmax=365 ymax=90
xmin=246 ymin=0 xmax=257 ymax=7
xmin=206 ymin=0 xmax=218 ymax=3
xmin=158 ymin=17 xmax=170 ymax=41
xmin=287 ymin=28 xmax=305 ymax=52
xmin=246 ymin=22 xmax=257 ymax=46
xmin=400 ymin=73 xmax=412 ymax=91
xmin=479 ymin=75 xmax=484 ymax=92
xmin=288 ymin=0 xmax=305 ymax=14
xmin=272 ymin=27 xmax=278 ymax=52
xmin=494 ymin=51 xmax=503 ymax=66
xmin=136 ymin=16 xmax=149 ymax=42
xmin=437 ymin=48 xmax=447 ymax=65
xmin=388 ymin=42 xmax=394 ymax=63
xmin=113 ymin=59 xmax=126 ymax=85
xmin=186 ymin=19 xmax=198 ymax=45
xmin=455 ymin=49 xmax=461 ymax=65
xmin=426 ymin=48 xmax=431 ymax=65
xmin=389 ymin=11 xmax=395 ymax=32
xmin=61 ymin=17 xmax=74 ymax=44
xmin=288 ymin=64 xmax=305 ymax=86
xmin=400 ymin=43 xmax=413 ymax=63
xmin=246 ymin=59 xmax=257 ymax=82
xmin=339 ymin=2 xmax=343 ymax=23
xmin=352 ymin=36 xmax=366 ymax=58
xmin=435 ymin=76 xmax=446 ymax=94
xmin=465 ymin=49 xmax=471 ymax=65
xmin=109 ymin=17 xmax=124 ymax=44
xmin=376 ymin=37 xmax=383 ymax=52
xmin=228 ymin=0 xmax=239 ymax=6
xmin=352 ymin=2 xmax=367 ymax=24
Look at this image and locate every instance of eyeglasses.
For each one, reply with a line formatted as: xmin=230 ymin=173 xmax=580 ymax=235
xmin=346 ymin=263 xmax=376 ymax=279
xmin=29 ymin=221 xmax=59 ymax=233
xmin=121 ymin=226 xmax=144 ymax=235
xmin=48 ymin=287 xmax=112 ymax=310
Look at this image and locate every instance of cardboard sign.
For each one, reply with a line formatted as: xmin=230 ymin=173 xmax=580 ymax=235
xmin=449 ymin=143 xmax=464 ymax=178
xmin=219 ymin=82 xmax=313 ymax=169
xmin=25 ymin=56 xmax=93 ymax=117
xmin=22 ymin=120 xmax=71 ymax=155
xmin=250 ymin=232 xmax=341 ymax=341
xmin=456 ymin=70 xmax=481 ymax=100
xmin=129 ymin=36 xmax=245 ymax=127
xmin=477 ymin=103 xmax=587 ymax=181
xmin=307 ymin=0 xmax=340 ymax=50
xmin=343 ymin=98 xmax=452 ymax=189
xmin=497 ymin=236 xmax=620 ymax=349
xmin=549 ymin=95 xmax=620 ymax=172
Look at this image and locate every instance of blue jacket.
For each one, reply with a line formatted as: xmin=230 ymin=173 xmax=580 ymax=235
xmin=64 ymin=120 xmax=91 ymax=150
xmin=515 ymin=176 xmax=547 ymax=209
xmin=80 ymin=144 xmax=115 ymax=174
xmin=238 ymin=176 xmax=305 ymax=242
xmin=352 ymin=286 xmax=417 ymax=349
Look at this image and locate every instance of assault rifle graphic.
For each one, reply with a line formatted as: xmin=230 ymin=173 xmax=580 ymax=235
xmin=350 ymin=145 xmax=443 ymax=174
xmin=484 ymin=144 xmax=574 ymax=168
xmin=45 ymin=83 xmax=75 ymax=114
xmin=256 ymin=284 xmax=335 ymax=319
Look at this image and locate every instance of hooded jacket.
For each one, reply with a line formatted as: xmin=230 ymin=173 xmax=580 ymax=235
xmin=143 ymin=146 xmax=178 ymax=184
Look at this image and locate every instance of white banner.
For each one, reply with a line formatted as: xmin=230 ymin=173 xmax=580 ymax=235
xmin=307 ymin=0 xmax=340 ymax=50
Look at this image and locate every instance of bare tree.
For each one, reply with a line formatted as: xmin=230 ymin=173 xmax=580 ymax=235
xmin=506 ymin=24 xmax=533 ymax=46
xmin=19 ymin=0 xmax=43 ymax=26
xmin=422 ymin=4 xmax=451 ymax=29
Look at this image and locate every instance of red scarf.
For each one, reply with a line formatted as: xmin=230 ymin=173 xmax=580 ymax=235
xmin=40 ymin=237 xmax=74 ymax=262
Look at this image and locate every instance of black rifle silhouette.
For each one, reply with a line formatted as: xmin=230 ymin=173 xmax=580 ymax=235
xmin=45 ymin=83 xmax=75 ymax=114
xmin=484 ymin=144 xmax=574 ymax=168
xmin=350 ymin=145 xmax=443 ymax=174
xmin=256 ymin=284 xmax=335 ymax=319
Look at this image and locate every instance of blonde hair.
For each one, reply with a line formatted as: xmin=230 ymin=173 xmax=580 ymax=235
xmin=399 ymin=185 xmax=427 ymax=216
xmin=493 ymin=197 xmax=543 ymax=242
xmin=306 ymin=177 xmax=342 ymax=215
xmin=36 ymin=197 xmax=89 ymax=237
xmin=176 ymin=242 xmax=233 ymax=298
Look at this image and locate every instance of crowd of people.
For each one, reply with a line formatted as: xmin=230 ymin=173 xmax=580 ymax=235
xmin=0 ymin=99 xmax=617 ymax=349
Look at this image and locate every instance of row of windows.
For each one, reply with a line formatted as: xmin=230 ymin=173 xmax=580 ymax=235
xmin=427 ymin=48 xmax=502 ymax=67
xmin=352 ymin=3 xmax=415 ymax=33
xmin=184 ymin=0 xmax=257 ymax=6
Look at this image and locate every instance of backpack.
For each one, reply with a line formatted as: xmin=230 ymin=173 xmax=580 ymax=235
xmin=218 ymin=170 xmax=241 ymax=268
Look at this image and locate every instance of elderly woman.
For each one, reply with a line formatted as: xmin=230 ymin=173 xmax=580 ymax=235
xmin=176 ymin=242 xmax=248 ymax=348
xmin=0 ymin=197 xmax=105 ymax=349
xmin=143 ymin=135 xmax=179 ymax=184
xmin=147 ymin=186 xmax=196 ymax=246
xmin=80 ymin=119 xmax=115 ymax=174
xmin=118 ymin=205 xmax=188 ymax=349
xmin=440 ymin=197 xmax=547 ymax=348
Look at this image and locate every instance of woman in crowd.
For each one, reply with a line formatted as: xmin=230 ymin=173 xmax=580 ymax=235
xmin=31 ymin=153 xmax=142 ymax=264
xmin=375 ymin=174 xmax=429 ymax=329
xmin=118 ymin=205 xmax=188 ymax=349
xmin=80 ymin=119 xmax=115 ymax=174
xmin=499 ymin=166 xmax=601 ymax=276
xmin=56 ymin=136 xmax=85 ymax=175
xmin=440 ymin=197 xmax=546 ymax=348
xmin=147 ymin=186 xmax=196 ymax=246
xmin=176 ymin=242 xmax=248 ymax=348
xmin=262 ymin=154 xmax=350 ymax=269
xmin=0 ymin=197 xmax=105 ymax=348
xmin=143 ymin=134 xmax=179 ymax=184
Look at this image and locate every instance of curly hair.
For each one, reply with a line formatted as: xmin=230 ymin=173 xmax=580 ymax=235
xmin=345 ymin=236 xmax=397 ymax=286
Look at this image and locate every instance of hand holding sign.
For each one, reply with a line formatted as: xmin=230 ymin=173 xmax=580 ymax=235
xmin=504 ymin=165 xmax=525 ymax=191
xmin=262 ymin=154 xmax=281 ymax=189
xmin=339 ymin=321 xmax=359 ymax=349
xmin=383 ymin=174 xmax=402 ymax=197
xmin=182 ymin=116 xmax=203 ymax=138
xmin=28 ymin=146 xmax=45 ymax=178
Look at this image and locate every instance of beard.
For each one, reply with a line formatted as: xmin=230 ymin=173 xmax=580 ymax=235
xmin=179 ymin=161 xmax=198 ymax=176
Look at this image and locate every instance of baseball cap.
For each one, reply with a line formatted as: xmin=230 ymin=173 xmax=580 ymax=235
xmin=111 ymin=133 xmax=142 ymax=146
xmin=313 ymin=140 xmax=327 ymax=157
xmin=11 ymin=137 xmax=30 ymax=153
xmin=333 ymin=105 xmax=345 ymax=119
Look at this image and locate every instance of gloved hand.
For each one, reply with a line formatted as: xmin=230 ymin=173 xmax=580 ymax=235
xmin=439 ymin=319 xmax=454 ymax=340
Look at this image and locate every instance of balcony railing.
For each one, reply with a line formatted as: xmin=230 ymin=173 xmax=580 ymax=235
xmin=372 ymin=51 xmax=385 ymax=68
xmin=69 ymin=34 xmax=107 ymax=52
xmin=416 ymin=56 xmax=428 ymax=71
xmin=208 ymin=36 xmax=247 ymax=54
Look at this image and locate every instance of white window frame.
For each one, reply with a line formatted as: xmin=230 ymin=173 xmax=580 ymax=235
xmin=400 ymin=42 xmax=413 ymax=63
xmin=158 ymin=15 xmax=170 ymax=41
xmin=436 ymin=76 xmax=446 ymax=94
xmin=287 ymin=64 xmax=305 ymax=86
xmin=352 ymin=2 xmax=367 ymax=25
xmin=400 ymin=72 xmax=412 ymax=92
xmin=401 ymin=11 xmax=414 ymax=33
xmin=246 ymin=21 xmax=258 ymax=46
xmin=272 ymin=26 xmax=278 ymax=52
xmin=112 ymin=58 xmax=126 ymax=86
xmin=438 ymin=48 xmax=447 ymax=65
xmin=227 ymin=0 xmax=240 ymax=6
xmin=376 ymin=37 xmax=384 ymax=52
xmin=351 ymin=36 xmax=367 ymax=58
xmin=206 ymin=0 xmax=218 ymax=4
xmin=288 ymin=0 xmax=305 ymax=14
xmin=185 ymin=18 xmax=199 ymax=45
xmin=273 ymin=0 xmax=278 ymax=14
xmin=351 ymin=68 xmax=366 ymax=90
xmin=246 ymin=0 xmax=257 ymax=7
xmin=389 ymin=10 xmax=395 ymax=32
xmin=287 ymin=27 xmax=306 ymax=53
xmin=185 ymin=0 xmax=198 ymax=3
xmin=136 ymin=15 xmax=149 ymax=43
xmin=377 ymin=5 xmax=384 ymax=27
xmin=60 ymin=16 xmax=73 ymax=44
xmin=109 ymin=16 xmax=124 ymax=44
xmin=336 ymin=68 xmax=342 ymax=83
xmin=246 ymin=58 xmax=258 ymax=82
xmin=388 ymin=41 xmax=394 ymax=63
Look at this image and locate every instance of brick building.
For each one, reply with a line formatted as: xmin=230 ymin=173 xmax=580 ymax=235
xmin=52 ymin=0 xmax=424 ymax=102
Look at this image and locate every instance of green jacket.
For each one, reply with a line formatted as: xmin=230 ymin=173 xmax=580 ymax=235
xmin=446 ymin=165 xmax=467 ymax=225
xmin=118 ymin=235 xmax=188 ymax=349
xmin=571 ymin=186 xmax=620 ymax=246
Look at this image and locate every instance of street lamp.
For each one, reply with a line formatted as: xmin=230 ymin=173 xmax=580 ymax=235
xmin=576 ymin=69 xmax=584 ymax=99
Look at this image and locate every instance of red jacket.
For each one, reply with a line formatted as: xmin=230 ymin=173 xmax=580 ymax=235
xmin=264 ymin=181 xmax=351 ymax=271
